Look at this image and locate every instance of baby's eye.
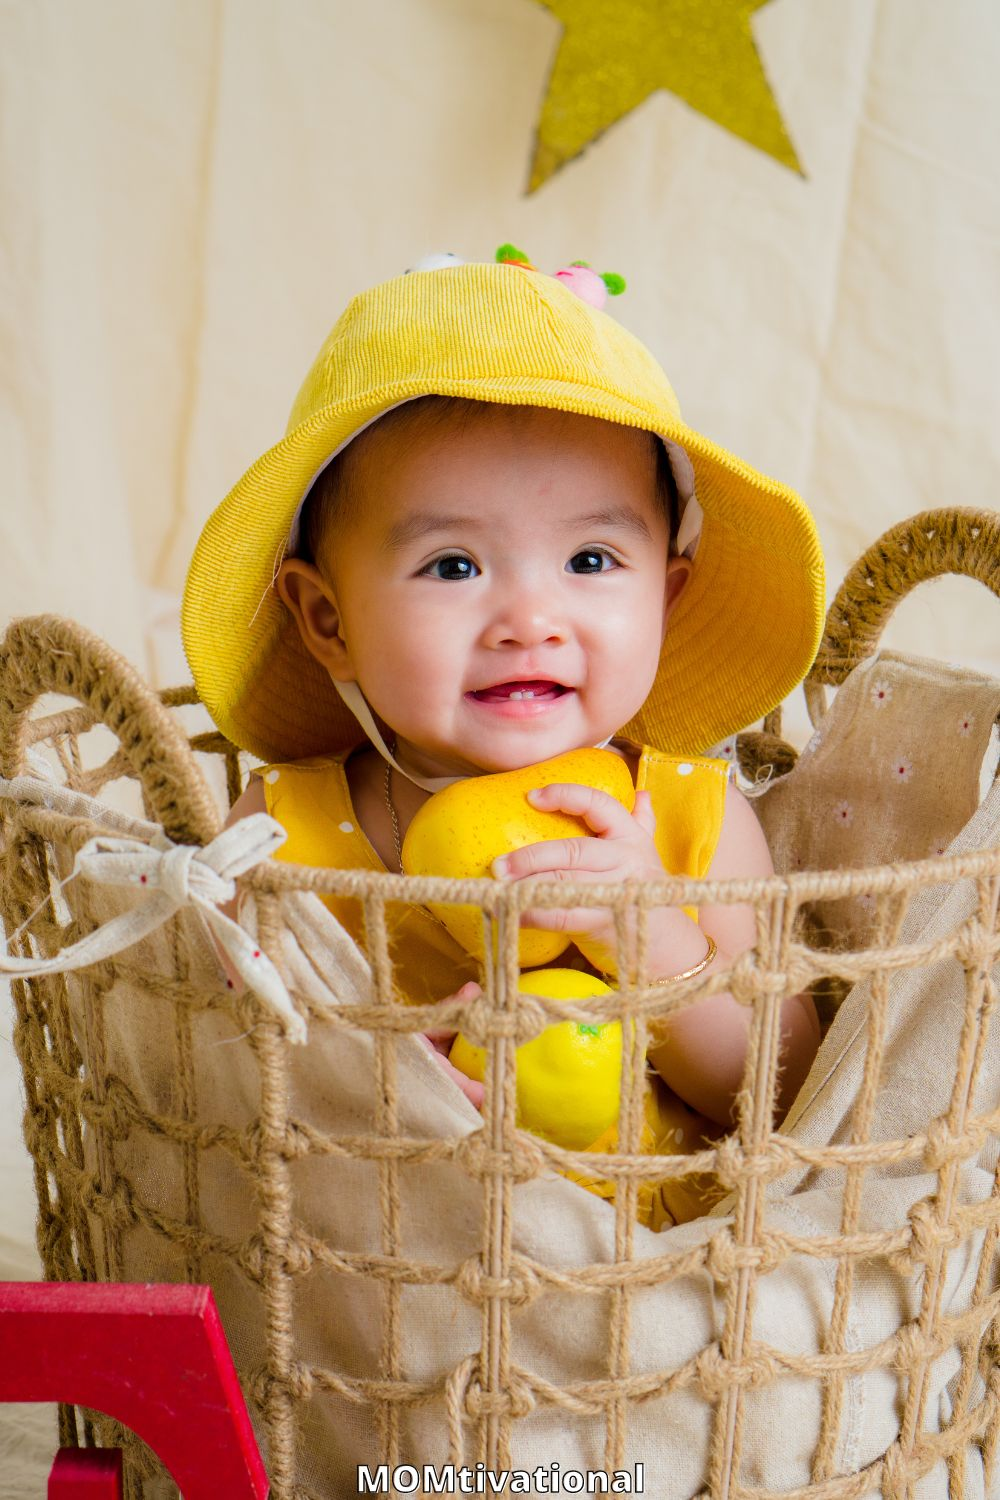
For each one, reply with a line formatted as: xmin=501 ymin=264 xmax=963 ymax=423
xmin=422 ymin=553 xmax=480 ymax=581
xmin=567 ymin=548 xmax=618 ymax=574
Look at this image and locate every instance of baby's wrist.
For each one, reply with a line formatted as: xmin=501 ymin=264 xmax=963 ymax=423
xmin=593 ymin=908 xmax=716 ymax=985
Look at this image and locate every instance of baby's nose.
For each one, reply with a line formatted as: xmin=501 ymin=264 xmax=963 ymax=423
xmin=483 ymin=597 xmax=569 ymax=649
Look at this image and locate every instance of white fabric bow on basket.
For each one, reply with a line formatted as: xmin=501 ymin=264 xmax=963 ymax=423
xmin=0 ymin=802 xmax=305 ymax=1044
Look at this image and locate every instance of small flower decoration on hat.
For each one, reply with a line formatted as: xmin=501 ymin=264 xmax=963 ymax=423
xmin=496 ymin=243 xmax=538 ymax=270
xmin=496 ymin=243 xmax=626 ymax=310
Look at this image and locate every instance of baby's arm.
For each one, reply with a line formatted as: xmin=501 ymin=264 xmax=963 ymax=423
xmin=417 ymin=982 xmax=485 ymax=1108
xmin=496 ymin=780 xmax=819 ymax=1128
xmin=644 ymin=783 xmax=819 ymax=1124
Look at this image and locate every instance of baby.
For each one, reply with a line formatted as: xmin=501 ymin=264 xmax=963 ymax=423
xmin=183 ymin=251 xmax=823 ymax=1223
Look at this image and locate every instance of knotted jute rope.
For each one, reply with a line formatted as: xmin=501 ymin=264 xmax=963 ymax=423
xmin=2 ymin=511 xmax=1000 ymax=1500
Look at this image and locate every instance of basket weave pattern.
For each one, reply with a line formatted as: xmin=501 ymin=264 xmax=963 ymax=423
xmin=1 ymin=514 xmax=999 ymax=1500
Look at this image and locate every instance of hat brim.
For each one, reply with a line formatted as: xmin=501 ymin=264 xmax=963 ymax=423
xmin=183 ymin=376 xmax=824 ymax=763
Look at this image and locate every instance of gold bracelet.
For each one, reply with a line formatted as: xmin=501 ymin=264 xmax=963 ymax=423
xmin=603 ymin=934 xmax=718 ymax=987
xmin=648 ymin=934 xmax=717 ymax=984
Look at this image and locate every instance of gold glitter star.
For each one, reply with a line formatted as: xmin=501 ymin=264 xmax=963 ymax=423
xmin=528 ymin=0 xmax=801 ymax=192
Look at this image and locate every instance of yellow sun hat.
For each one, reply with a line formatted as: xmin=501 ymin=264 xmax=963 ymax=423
xmin=182 ymin=256 xmax=825 ymax=763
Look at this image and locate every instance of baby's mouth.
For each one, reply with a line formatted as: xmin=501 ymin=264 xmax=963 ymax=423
xmin=469 ymin=679 xmax=570 ymax=703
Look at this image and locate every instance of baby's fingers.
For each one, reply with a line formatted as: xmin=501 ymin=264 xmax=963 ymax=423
xmin=519 ymin=903 xmax=609 ymax=935
xmin=494 ymin=835 xmax=618 ymax=882
xmin=632 ymin=789 xmax=657 ymax=839
xmin=417 ymin=1035 xmax=485 ymax=1109
xmin=423 ymin=981 xmax=480 ymax=1040
xmin=418 ymin=981 xmax=485 ymax=1107
xmin=526 ymin=781 xmax=635 ymax=837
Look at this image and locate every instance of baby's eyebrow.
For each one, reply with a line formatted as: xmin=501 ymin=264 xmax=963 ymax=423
xmin=382 ymin=504 xmax=652 ymax=550
xmin=564 ymin=506 xmax=653 ymax=540
xmin=381 ymin=512 xmax=478 ymax=550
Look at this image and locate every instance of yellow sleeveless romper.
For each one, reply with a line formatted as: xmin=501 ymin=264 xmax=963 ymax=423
xmin=261 ymin=746 xmax=730 ymax=1229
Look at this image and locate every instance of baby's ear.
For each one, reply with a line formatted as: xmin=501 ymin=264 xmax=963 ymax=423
xmin=275 ymin=559 xmax=353 ymax=679
xmin=663 ymin=555 xmax=692 ymax=628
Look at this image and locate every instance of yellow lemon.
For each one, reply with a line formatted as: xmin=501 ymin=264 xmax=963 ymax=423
xmin=401 ymin=748 xmax=634 ymax=966
xmin=448 ymin=968 xmax=622 ymax=1150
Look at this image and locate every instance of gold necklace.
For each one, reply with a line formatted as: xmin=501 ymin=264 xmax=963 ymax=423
xmin=384 ymin=754 xmax=403 ymax=872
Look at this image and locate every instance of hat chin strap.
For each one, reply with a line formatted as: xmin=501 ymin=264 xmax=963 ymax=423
xmin=332 ymin=679 xmax=614 ymax=793
xmin=333 ymin=680 xmax=460 ymax=792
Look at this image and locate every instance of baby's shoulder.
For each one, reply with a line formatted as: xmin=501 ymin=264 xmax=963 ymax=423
xmin=225 ymin=775 xmax=267 ymax=826
xmin=633 ymin=745 xmax=730 ymax=880
xmin=638 ymin=746 xmax=731 ymax=790
xmin=707 ymin=778 xmax=773 ymax=880
xmin=638 ymin=747 xmax=731 ymax=826
xmin=635 ymin=743 xmax=773 ymax=880
xmin=223 ymin=752 xmax=348 ymax=829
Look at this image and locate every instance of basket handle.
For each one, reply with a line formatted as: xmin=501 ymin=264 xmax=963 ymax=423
xmin=0 ymin=615 xmax=221 ymax=846
xmin=802 ymin=506 xmax=1000 ymax=727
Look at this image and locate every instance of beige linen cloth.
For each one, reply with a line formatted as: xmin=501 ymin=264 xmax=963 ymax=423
xmin=3 ymin=647 xmax=998 ymax=1496
xmin=754 ymin=649 xmax=1000 ymax=956
xmin=58 ymin=876 xmax=996 ymax=1496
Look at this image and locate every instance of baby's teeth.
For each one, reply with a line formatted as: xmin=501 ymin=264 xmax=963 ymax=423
xmin=508 ymin=690 xmax=535 ymax=700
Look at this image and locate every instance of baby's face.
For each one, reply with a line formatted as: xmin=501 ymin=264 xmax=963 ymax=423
xmin=311 ymin=406 xmax=684 ymax=780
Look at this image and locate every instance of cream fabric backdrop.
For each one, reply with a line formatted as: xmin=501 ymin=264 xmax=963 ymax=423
xmin=1 ymin=0 xmax=999 ymax=1481
xmin=4 ymin=1 xmax=999 ymax=698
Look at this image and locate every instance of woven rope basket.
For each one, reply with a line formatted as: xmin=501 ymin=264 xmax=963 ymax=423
xmin=1 ymin=507 xmax=998 ymax=1499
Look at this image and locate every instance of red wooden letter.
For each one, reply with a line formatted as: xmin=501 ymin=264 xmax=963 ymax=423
xmin=0 ymin=1283 xmax=268 ymax=1499
xmin=49 ymin=1447 xmax=123 ymax=1498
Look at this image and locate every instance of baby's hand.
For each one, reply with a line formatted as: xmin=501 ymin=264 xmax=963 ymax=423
xmin=492 ymin=783 xmax=664 ymax=947
xmin=417 ymin=981 xmax=484 ymax=1109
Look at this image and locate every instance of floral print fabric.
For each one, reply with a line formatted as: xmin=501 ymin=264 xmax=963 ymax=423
xmin=749 ymin=651 xmax=1000 ymax=968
